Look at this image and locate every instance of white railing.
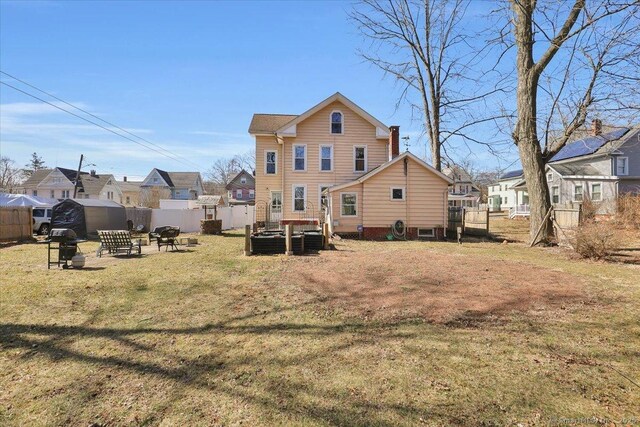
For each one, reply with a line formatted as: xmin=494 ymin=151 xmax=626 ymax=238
xmin=508 ymin=204 xmax=530 ymax=219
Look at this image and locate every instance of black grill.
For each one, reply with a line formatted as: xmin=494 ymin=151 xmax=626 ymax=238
xmin=49 ymin=228 xmax=78 ymax=243
xmin=45 ymin=228 xmax=81 ymax=269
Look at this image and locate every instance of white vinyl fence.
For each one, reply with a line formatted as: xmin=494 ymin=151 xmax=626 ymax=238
xmin=150 ymin=205 xmax=255 ymax=233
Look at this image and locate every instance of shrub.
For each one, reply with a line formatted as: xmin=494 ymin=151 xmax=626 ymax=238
xmin=580 ymin=196 xmax=598 ymax=222
xmin=616 ymin=194 xmax=640 ymax=229
xmin=572 ymin=220 xmax=620 ymax=260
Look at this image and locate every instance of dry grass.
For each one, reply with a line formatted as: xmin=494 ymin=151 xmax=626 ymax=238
xmin=1 ymin=231 xmax=639 ymax=426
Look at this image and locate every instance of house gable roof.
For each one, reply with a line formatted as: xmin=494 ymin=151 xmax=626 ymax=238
xmin=248 ymin=92 xmax=389 ymax=139
xmin=248 ymin=114 xmax=298 ymax=134
xmin=79 ymin=173 xmax=118 ymax=195
xmin=226 ymin=169 xmax=255 ymax=190
xmin=550 ymin=127 xmax=630 ymax=162
xmin=499 ymin=169 xmax=523 ymax=180
xmin=276 ymin=92 xmax=389 ymax=139
xmin=328 ymin=151 xmax=453 ymax=193
xmin=21 ymin=169 xmax=54 ymax=188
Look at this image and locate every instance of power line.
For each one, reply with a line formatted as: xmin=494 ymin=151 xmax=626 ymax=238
xmin=0 ymin=73 xmax=204 ymax=171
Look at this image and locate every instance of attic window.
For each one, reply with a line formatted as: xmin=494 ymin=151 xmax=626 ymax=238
xmin=240 ymin=177 xmax=247 ymax=184
xmin=153 ymin=177 xmax=159 ymax=183
xmin=331 ymin=111 xmax=343 ymax=134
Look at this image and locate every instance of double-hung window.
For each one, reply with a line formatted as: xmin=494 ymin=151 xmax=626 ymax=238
xmin=552 ymin=186 xmax=559 ymax=204
xmin=354 ymin=146 xmax=367 ymax=172
xmin=591 ymin=183 xmax=602 ymax=201
xmin=265 ymin=151 xmax=277 ymax=175
xmin=320 ymin=145 xmax=333 ymax=172
xmin=293 ymin=145 xmax=306 ymax=171
xmin=574 ymin=185 xmax=583 ymax=202
xmin=62 ymin=190 xmax=70 ymax=198
xmin=616 ymin=157 xmax=628 ymax=176
xmin=236 ymin=189 xmax=242 ymax=199
xmin=293 ymin=185 xmax=306 ymax=212
xmin=341 ymin=193 xmax=357 ymax=216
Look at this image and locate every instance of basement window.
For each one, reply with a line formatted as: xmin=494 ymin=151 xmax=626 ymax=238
xmin=418 ymin=228 xmax=435 ymax=238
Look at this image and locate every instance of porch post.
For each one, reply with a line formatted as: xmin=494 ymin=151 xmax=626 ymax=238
xmin=285 ymin=224 xmax=293 ymax=256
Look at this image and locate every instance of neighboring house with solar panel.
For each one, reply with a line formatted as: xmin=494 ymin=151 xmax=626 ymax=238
xmin=487 ymin=170 xmax=524 ymax=212
xmin=509 ymin=120 xmax=640 ymax=216
xmin=140 ymin=168 xmax=204 ymax=202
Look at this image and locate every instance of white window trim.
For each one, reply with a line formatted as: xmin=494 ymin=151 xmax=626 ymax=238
xmin=330 ymin=110 xmax=344 ymax=135
xmin=292 ymin=144 xmax=307 ymax=172
xmin=390 ymin=186 xmax=406 ymax=201
xmin=270 ymin=190 xmax=283 ymax=212
xmin=340 ymin=192 xmax=358 ymax=217
xmin=318 ymin=184 xmax=331 ymax=211
xmin=236 ymin=189 xmax=243 ymax=198
xmin=319 ymin=144 xmax=334 ymax=172
xmin=551 ymin=185 xmax=559 ymax=203
xmin=573 ymin=184 xmax=584 ymax=202
xmin=264 ymin=149 xmax=278 ymax=175
xmin=417 ymin=228 xmax=435 ymax=237
xmin=353 ymin=145 xmax=368 ymax=173
xmin=547 ymin=173 xmax=553 ymax=182
xmin=616 ymin=157 xmax=628 ymax=176
xmin=590 ymin=182 xmax=602 ymax=201
xmin=292 ymin=184 xmax=307 ymax=213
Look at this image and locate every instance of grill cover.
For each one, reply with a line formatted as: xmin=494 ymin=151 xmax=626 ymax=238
xmin=49 ymin=228 xmax=78 ymax=242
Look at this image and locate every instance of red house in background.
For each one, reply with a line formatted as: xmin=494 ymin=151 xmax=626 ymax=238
xmin=226 ymin=169 xmax=255 ymax=205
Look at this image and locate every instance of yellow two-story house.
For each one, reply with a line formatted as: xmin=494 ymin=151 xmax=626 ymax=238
xmin=249 ymin=92 xmax=452 ymax=239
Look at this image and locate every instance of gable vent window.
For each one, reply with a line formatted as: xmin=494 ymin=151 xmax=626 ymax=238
xmin=390 ymin=187 xmax=405 ymax=200
xmin=331 ymin=111 xmax=343 ymax=134
xmin=240 ymin=177 xmax=247 ymax=184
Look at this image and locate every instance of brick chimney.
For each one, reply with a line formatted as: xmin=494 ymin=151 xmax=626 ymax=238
xmin=592 ymin=118 xmax=602 ymax=136
xmin=389 ymin=126 xmax=400 ymax=160
xmin=123 ymin=176 xmax=127 ymax=182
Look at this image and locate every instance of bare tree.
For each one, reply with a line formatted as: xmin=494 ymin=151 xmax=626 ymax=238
xmin=0 ymin=157 xmax=24 ymax=193
xmin=499 ymin=0 xmax=640 ymax=242
xmin=206 ymin=158 xmax=242 ymax=188
xmin=234 ymin=150 xmax=256 ymax=174
xmin=139 ymin=187 xmax=171 ymax=208
xmin=351 ymin=0 xmax=507 ymax=170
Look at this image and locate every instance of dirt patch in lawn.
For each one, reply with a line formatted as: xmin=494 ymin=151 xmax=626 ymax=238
xmin=282 ymin=247 xmax=586 ymax=323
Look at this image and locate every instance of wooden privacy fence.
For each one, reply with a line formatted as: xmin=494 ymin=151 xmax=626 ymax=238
xmin=463 ymin=208 xmax=490 ymax=236
xmin=447 ymin=207 xmax=490 ymax=237
xmin=125 ymin=207 xmax=152 ymax=232
xmin=0 ymin=206 xmax=33 ymax=242
xmin=553 ymin=206 xmax=582 ymax=247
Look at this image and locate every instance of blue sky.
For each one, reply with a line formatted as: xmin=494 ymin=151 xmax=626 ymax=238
xmin=0 ymin=0 xmax=518 ymax=180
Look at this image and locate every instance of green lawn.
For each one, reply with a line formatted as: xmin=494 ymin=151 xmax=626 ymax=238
xmin=1 ymin=232 xmax=639 ymax=426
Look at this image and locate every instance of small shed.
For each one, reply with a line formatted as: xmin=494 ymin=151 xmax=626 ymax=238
xmin=51 ymin=199 xmax=127 ymax=238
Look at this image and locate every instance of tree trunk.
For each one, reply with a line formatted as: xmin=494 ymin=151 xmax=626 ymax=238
xmin=512 ymin=0 xmax=553 ymax=243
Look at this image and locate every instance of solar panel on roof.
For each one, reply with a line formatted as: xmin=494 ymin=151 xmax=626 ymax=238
xmin=551 ymin=128 xmax=628 ymax=162
xmin=500 ymin=169 xmax=523 ymax=179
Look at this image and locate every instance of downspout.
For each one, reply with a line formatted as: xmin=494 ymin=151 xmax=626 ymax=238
xmin=404 ymin=157 xmax=409 ymax=231
xmin=274 ymin=132 xmax=285 ymax=214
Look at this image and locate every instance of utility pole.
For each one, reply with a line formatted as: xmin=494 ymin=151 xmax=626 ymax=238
xmin=73 ymin=154 xmax=84 ymax=198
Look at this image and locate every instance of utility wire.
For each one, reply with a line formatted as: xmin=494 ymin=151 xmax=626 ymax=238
xmin=0 ymin=73 xmax=204 ymax=171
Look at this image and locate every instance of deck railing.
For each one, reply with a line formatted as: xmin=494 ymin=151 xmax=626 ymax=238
xmin=509 ymin=204 xmax=530 ymax=219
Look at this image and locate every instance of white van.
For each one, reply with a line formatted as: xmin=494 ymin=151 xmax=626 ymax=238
xmin=33 ymin=207 xmax=53 ymax=235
